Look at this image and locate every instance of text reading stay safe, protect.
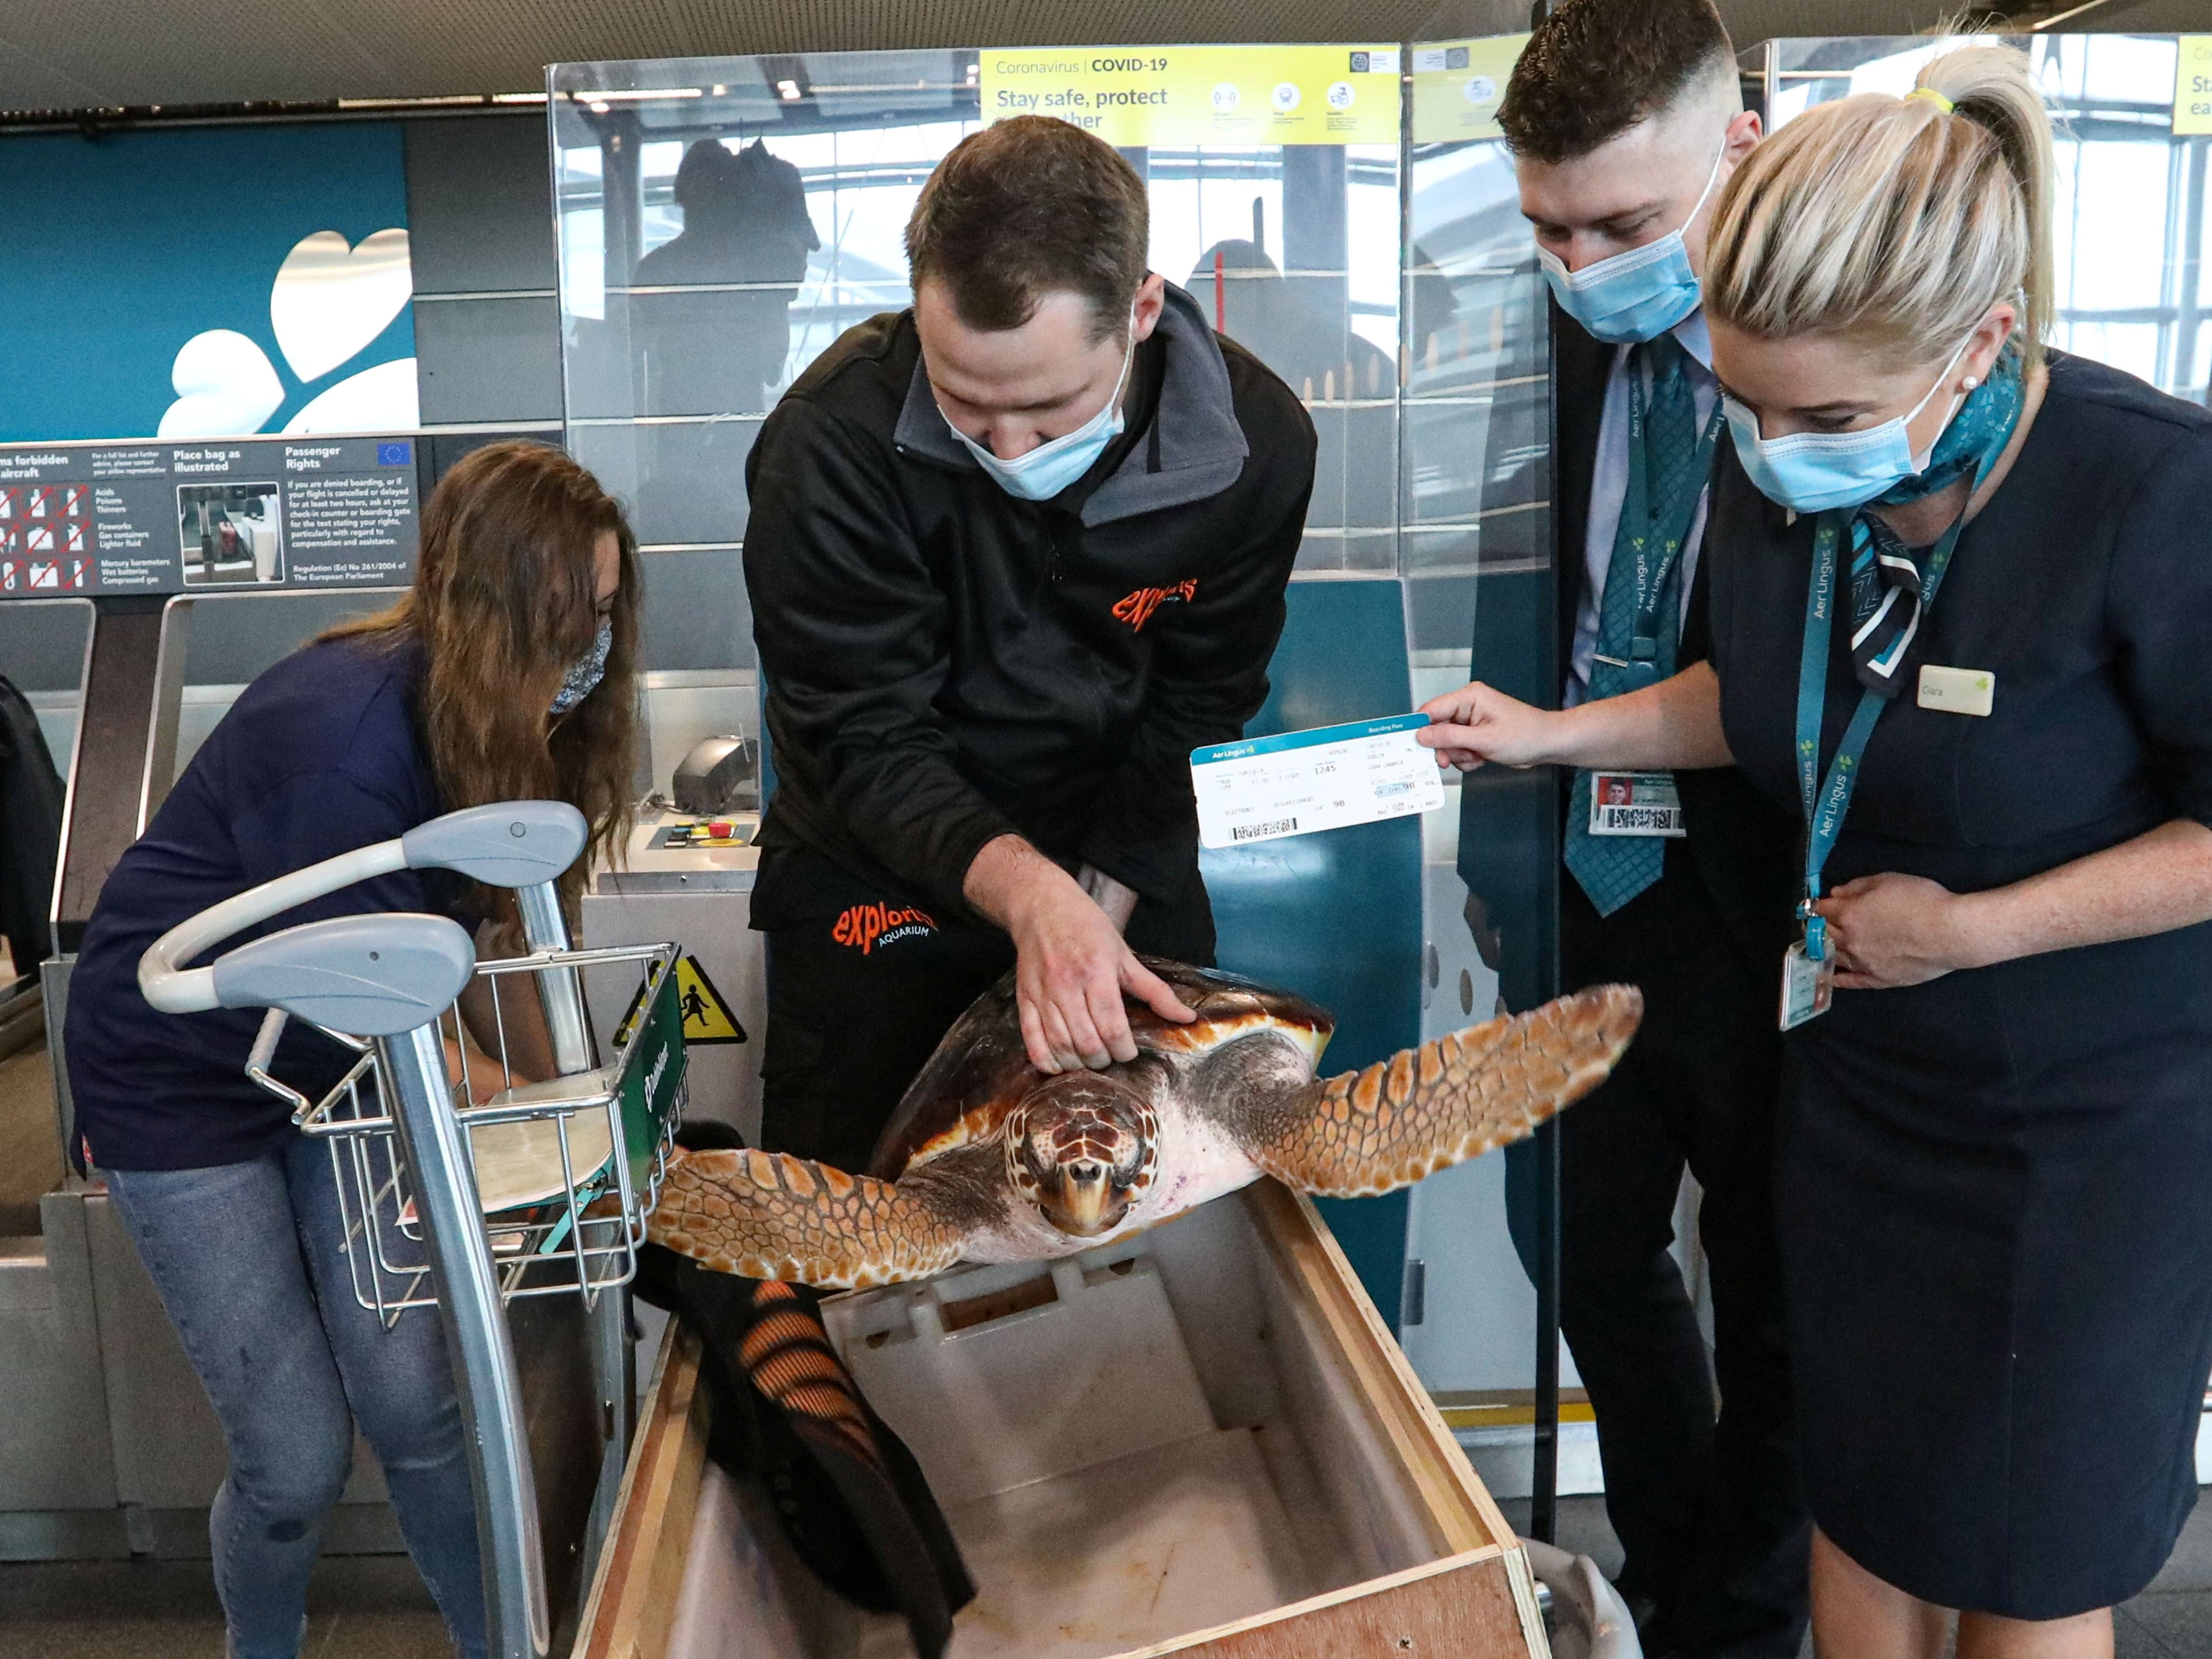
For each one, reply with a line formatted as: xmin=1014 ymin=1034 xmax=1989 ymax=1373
xmin=980 ymin=46 xmax=1402 ymax=148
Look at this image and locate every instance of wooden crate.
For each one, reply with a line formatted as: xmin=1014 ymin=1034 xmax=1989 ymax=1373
xmin=578 ymin=1182 xmax=1549 ymax=1658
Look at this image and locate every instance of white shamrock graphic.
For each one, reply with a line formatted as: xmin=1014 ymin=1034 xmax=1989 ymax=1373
xmin=160 ymin=329 xmax=284 ymax=438
xmin=158 ymin=228 xmax=419 ymax=439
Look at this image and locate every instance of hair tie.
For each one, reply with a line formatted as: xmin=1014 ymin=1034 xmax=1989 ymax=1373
xmin=1907 ymin=87 xmax=1955 ymax=114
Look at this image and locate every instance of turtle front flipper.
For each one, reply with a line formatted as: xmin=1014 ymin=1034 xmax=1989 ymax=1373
xmin=649 ymin=1148 xmax=967 ymax=1290
xmin=1239 ymin=984 xmax=1643 ymax=1198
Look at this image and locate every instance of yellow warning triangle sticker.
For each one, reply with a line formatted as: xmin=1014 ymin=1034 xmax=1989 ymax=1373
xmin=672 ymin=953 xmax=747 ymax=1045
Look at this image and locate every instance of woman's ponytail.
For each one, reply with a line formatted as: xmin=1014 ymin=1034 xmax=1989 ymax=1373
xmin=1706 ymin=41 xmax=2055 ymax=369
xmin=1917 ymin=45 xmax=2055 ymax=361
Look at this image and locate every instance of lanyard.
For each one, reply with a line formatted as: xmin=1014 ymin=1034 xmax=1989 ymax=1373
xmin=1614 ymin=356 xmax=1727 ymax=676
xmin=1793 ymin=444 xmax=2003 ymax=959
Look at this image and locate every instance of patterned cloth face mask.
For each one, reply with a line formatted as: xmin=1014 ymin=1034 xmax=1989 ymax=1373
xmin=550 ymin=617 xmax=613 ymax=716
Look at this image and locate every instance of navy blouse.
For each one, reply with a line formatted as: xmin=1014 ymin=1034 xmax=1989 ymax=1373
xmin=66 ymin=636 xmax=471 ymax=1171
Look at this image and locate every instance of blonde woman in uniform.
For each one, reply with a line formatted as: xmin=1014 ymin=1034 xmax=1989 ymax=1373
xmin=1419 ymin=45 xmax=2212 ymax=1658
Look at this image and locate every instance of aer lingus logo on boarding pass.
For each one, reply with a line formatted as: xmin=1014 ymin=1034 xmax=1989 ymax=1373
xmin=1191 ymin=714 xmax=1446 ymax=849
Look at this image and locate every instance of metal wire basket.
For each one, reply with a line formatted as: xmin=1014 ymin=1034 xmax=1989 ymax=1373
xmin=247 ymin=940 xmax=688 ymax=1328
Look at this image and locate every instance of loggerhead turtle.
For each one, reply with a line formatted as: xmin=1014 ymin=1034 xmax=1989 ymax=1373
xmin=649 ymin=960 xmax=1640 ymax=1289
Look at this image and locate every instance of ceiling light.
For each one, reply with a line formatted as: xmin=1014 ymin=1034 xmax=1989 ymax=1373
xmin=777 ymin=79 xmax=802 ymax=101
xmin=578 ymin=87 xmax=700 ymax=102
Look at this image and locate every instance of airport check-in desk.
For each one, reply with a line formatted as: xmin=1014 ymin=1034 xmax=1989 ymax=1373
xmin=582 ymin=813 xmax=768 ymax=1147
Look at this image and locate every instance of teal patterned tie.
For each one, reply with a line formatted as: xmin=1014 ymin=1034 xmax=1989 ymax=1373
xmin=1564 ymin=334 xmax=1700 ymax=916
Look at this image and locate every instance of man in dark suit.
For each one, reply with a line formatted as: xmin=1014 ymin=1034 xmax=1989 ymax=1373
xmin=1426 ymin=3 xmax=1806 ymax=1653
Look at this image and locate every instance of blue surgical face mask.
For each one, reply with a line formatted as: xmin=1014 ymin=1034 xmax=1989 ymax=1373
xmin=1724 ymin=333 xmax=1974 ymax=516
xmin=550 ymin=617 xmax=612 ymax=716
xmin=1538 ymin=144 xmax=1727 ymax=345
xmin=944 ymin=304 xmax=1138 ymax=502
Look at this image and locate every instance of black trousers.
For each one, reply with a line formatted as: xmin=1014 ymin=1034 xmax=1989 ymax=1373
xmin=753 ymin=846 xmax=1211 ymax=1177
xmin=1508 ymin=846 xmax=1808 ymax=1658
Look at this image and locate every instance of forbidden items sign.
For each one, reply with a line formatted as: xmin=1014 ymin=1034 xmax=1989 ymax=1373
xmin=0 ymin=434 xmax=419 ymax=598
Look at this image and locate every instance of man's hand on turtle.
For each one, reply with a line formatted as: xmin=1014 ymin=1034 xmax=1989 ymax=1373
xmin=965 ymin=835 xmax=1195 ymax=1072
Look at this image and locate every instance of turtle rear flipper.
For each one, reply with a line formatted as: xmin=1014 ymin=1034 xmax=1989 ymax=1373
xmin=650 ymin=1148 xmax=968 ymax=1290
xmin=1241 ymin=984 xmax=1642 ymax=1198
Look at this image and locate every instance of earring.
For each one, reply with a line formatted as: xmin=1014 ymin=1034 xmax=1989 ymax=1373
xmin=1962 ymin=375 xmax=1979 ymax=389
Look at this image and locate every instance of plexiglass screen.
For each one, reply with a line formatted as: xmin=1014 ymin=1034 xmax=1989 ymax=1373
xmin=549 ymin=50 xmax=1403 ymax=574
xmin=1402 ymin=101 xmax=1551 ymax=643
xmin=1397 ymin=39 xmax=1561 ymax=1504
xmin=549 ymin=39 xmax=1566 ymax=1501
xmin=1757 ymin=34 xmax=2211 ymax=404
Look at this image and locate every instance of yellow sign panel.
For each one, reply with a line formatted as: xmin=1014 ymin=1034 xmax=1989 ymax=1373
xmin=2177 ymin=36 xmax=2212 ymax=136
xmin=616 ymin=953 xmax=747 ymax=1048
xmin=672 ymin=954 xmax=746 ymax=1045
xmin=980 ymin=44 xmax=1403 ymax=148
xmin=1411 ymin=36 xmax=1530 ymax=146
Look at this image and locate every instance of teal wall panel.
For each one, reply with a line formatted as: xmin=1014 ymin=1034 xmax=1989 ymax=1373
xmin=1205 ymin=576 xmax=1421 ymax=1329
xmin=0 ymin=124 xmax=414 ymax=443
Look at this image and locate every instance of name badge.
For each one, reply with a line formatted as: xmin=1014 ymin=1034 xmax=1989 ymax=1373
xmin=1917 ymin=664 xmax=1994 ymax=717
xmin=1779 ymin=941 xmax=1834 ymax=1031
xmin=1192 ymin=714 xmax=1447 ymax=850
xmin=1588 ymin=771 xmax=1686 ymax=838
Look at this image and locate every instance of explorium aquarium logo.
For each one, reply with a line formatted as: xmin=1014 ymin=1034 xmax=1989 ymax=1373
xmin=159 ymin=229 xmax=419 ymax=439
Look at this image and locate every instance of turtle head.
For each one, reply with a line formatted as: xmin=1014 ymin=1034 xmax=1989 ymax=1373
xmin=1004 ymin=1073 xmax=1159 ymax=1238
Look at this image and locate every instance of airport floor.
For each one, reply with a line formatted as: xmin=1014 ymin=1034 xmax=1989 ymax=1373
xmin=4 ymin=1496 xmax=2211 ymax=1658
xmin=1498 ymin=1495 xmax=2212 ymax=1658
xmin=0 ymin=1552 xmax=448 ymax=1658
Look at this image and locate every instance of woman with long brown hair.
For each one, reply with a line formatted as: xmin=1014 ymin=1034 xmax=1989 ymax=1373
xmin=63 ymin=441 xmax=639 ymax=1659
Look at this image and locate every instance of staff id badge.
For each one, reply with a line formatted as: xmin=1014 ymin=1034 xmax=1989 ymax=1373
xmin=1779 ymin=941 xmax=1834 ymax=1031
xmin=1588 ymin=771 xmax=1686 ymax=838
xmin=1191 ymin=714 xmax=1447 ymax=850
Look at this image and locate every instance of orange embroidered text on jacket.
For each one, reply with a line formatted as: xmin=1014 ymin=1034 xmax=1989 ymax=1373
xmin=1111 ymin=578 xmax=1199 ymax=631
xmin=832 ymin=903 xmax=937 ymax=955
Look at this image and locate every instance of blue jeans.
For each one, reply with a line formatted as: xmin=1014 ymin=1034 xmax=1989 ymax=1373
xmin=106 ymin=1133 xmax=488 ymax=1659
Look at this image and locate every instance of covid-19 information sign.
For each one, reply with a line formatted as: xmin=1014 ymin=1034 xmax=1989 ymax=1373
xmin=979 ymin=45 xmax=1403 ymax=147
xmin=2177 ymin=36 xmax=2212 ymax=135
xmin=1409 ymin=37 xmax=1529 ymax=145
xmin=0 ymin=435 xmax=419 ymax=598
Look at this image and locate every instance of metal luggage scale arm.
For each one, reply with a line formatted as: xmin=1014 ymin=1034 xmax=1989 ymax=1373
xmin=136 ymin=802 xmax=690 ymax=1659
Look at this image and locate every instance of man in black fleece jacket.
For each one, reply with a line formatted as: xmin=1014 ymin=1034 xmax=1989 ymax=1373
xmin=743 ymin=116 xmax=1316 ymax=1174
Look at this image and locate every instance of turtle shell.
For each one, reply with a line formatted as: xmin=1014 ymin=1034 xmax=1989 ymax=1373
xmin=864 ymin=958 xmax=1334 ymax=1181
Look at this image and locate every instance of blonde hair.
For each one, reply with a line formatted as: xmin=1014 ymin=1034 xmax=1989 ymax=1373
xmin=1704 ymin=44 xmax=2054 ymax=370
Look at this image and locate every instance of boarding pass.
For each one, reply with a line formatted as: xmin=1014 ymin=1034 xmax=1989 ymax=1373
xmin=1191 ymin=714 xmax=1447 ymax=850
